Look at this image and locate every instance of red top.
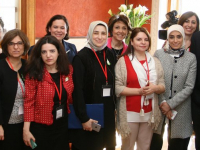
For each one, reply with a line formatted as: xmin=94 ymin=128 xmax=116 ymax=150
xmin=124 ymin=56 xmax=152 ymax=113
xmin=24 ymin=66 xmax=74 ymax=125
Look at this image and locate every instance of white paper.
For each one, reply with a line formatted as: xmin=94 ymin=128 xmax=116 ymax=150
xmin=103 ymin=88 xmax=111 ymax=97
xmin=18 ymin=106 xmax=24 ymax=115
xmin=56 ymin=109 xmax=63 ymax=119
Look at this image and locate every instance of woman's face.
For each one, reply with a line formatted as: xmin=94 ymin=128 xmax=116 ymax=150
xmin=92 ymin=25 xmax=107 ymax=48
xmin=48 ymin=19 xmax=67 ymax=42
xmin=168 ymin=31 xmax=183 ymax=49
xmin=131 ymin=32 xmax=149 ymax=52
xmin=182 ymin=15 xmax=197 ymax=36
xmin=7 ymin=36 xmax=24 ymax=58
xmin=112 ymin=21 xmax=128 ymax=41
xmin=41 ymin=43 xmax=59 ymax=68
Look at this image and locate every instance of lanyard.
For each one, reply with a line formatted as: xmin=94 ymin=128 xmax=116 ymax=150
xmin=141 ymin=56 xmax=150 ymax=83
xmin=6 ymin=57 xmax=24 ymax=96
xmin=48 ymin=73 xmax=62 ymax=105
xmin=92 ymin=49 xmax=108 ymax=84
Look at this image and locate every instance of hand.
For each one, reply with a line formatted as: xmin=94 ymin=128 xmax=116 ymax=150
xmin=143 ymin=82 xmax=157 ymax=96
xmin=139 ymin=87 xmax=145 ymax=96
xmin=166 ymin=110 xmax=173 ymax=120
xmin=0 ymin=125 xmax=4 ymax=140
xmin=82 ymin=119 xmax=98 ymax=131
xmin=23 ymin=129 xmax=35 ymax=148
xmin=160 ymin=102 xmax=171 ymax=114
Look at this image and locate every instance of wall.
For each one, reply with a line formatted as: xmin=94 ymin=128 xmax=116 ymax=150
xmin=35 ymin=0 xmax=152 ymax=38
xmin=36 ymin=0 xmax=124 ymax=38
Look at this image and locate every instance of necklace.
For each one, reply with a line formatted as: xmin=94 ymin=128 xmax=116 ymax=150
xmin=112 ymin=48 xmax=123 ymax=59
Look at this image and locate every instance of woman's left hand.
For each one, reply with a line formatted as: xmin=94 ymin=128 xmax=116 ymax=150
xmin=166 ymin=110 xmax=173 ymax=120
xmin=142 ymin=82 xmax=157 ymax=95
xmin=160 ymin=102 xmax=171 ymax=114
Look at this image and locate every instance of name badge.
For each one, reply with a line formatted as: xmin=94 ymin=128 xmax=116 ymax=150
xmin=18 ymin=105 xmax=24 ymax=115
xmin=102 ymin=85 xmax=112 ymax=97
xmin=56 ymin=105 xmax=64 ymax=119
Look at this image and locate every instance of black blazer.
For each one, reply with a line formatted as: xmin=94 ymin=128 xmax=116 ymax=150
xmin=28 ymin=40 xmax=77 ymax=63
xmin=191 ymin=31 xmax=200 ymax=108
xmin=0 ymin=59 xmax=26 ymax=125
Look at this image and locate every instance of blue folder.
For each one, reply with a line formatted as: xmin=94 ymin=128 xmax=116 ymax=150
xmin=68 ymin=104 xmax=104 ymax=129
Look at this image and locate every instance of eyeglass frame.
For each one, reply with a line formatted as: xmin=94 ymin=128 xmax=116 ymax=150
xmin=8 ymin=41 xmax=24 ymax=47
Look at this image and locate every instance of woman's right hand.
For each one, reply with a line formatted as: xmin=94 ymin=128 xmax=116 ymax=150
xmin=23 ymin=129 xmax=35 ymax=148
xmin=0 ymin=125 xmax=4 ymax=140
xmin=82 ymin=119 xmax=98 ymax=131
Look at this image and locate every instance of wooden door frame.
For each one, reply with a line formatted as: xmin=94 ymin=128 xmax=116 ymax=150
xmin=21 ymin=0 xmax=35 ymax=46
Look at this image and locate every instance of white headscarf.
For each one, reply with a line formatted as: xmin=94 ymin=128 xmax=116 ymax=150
xmin=85 ymin=21 xmax=108 ymax=51
xmin=164 ymin=24 xmax=185 ymax=50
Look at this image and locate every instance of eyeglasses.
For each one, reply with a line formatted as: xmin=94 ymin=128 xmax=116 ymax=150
xmin=8 ymin=41 xmax=24 ymax=47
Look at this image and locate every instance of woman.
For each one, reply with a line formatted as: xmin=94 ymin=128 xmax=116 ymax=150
xmin=0 ymin=29 xmax=30 ymax=149
xmin=115 ymin=27 xmax=165 ymax=150
xmin=23 ymin=36 xmax=74 ymax=150
xmin=72 ymin=21 xmax=116 ymax=150
xmin=107 ymin=14 xmax=131 ymax=59
xmin=28 ymin=15 xmax=77 ymax=63
xmin=178 ymin=11 xmax=199 ymax=51
xmin=150 ymin=25 xmax=197 ymax=150
xmin=190 ymin=26 xmax=200 ymax=150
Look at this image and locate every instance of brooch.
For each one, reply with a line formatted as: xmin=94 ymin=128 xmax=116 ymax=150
xmin=65 ymin=77 xmax=69 ymax=82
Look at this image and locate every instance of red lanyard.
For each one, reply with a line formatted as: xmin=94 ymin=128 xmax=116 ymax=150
xmin=6 ymin=57 xmax=24 ymax=96
xmin=91 ymin=49 xmax=108 ymax=84
xmin=141 ymin=56 xmax=150 ymax=82
xmin=48 ymin=73 xmax=62 ymax=104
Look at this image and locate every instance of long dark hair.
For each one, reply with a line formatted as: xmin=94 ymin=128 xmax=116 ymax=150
xmin=178 ymin=11 xmax=199 ymax=33
xmin=25 ymin=36 xmax=70 ymax=81
xmin=45 ymin=14 xmax=69 ymax=40
xmin=123 ymin=27 xmax=151 ymax=58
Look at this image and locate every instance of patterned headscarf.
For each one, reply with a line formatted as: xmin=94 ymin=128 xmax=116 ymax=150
xmin=85 ymin=21 xmax=108 ymax=51
xmin=164 ymin=24 xmax=185 ymax=50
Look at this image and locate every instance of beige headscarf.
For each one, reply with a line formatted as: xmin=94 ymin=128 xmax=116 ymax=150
xmin=164 ymin=24 xmax=185 ymax=50
xmin=85 ymin=21 xmax=108 ymax=51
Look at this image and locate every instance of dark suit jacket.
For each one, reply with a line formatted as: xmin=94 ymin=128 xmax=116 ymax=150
xmin=28 ymin=40 xmax=77 ymax=63
xmin=191 ymin=31 xmax=200 ymax=108
xmin=0 ymin=59 xmax=26 ymax=125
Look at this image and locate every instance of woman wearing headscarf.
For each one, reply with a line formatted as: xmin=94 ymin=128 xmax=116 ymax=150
xmin=150 ymin=24 xmax=197 ymax=150
xmin=71 ymin=21 xmax=116 ymax=150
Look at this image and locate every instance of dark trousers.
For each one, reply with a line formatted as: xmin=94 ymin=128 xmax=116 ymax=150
xmin=192 ymin=103 xmax=200 ymax=150
xmin=150 ymin=120 xmax=190 ymax=150
xmin=0 ymin=123 xmax=25 ymax=150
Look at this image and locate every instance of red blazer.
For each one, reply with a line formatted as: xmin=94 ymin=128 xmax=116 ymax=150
xmin=24 ymin=66 xmax=74 ymax=125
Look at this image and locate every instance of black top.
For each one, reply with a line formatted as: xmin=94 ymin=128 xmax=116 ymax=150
xmin=50 ymin=72 xmax=68 ymax=120
xmin=112 ymin=47 xmax=123 ymax=59
xmin=0 ymin=59 xmax=26 ymax=125
xmin=191 ymin=31 xmax=200 ymax=108
xmin=71 ymin=47 xmax=116 ymax=149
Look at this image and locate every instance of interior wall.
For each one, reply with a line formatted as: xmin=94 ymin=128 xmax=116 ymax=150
xmin=36 ymin=0 xmax=124 ymax=38
xmin=35 ymin=0 xmax=152 ymax=38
